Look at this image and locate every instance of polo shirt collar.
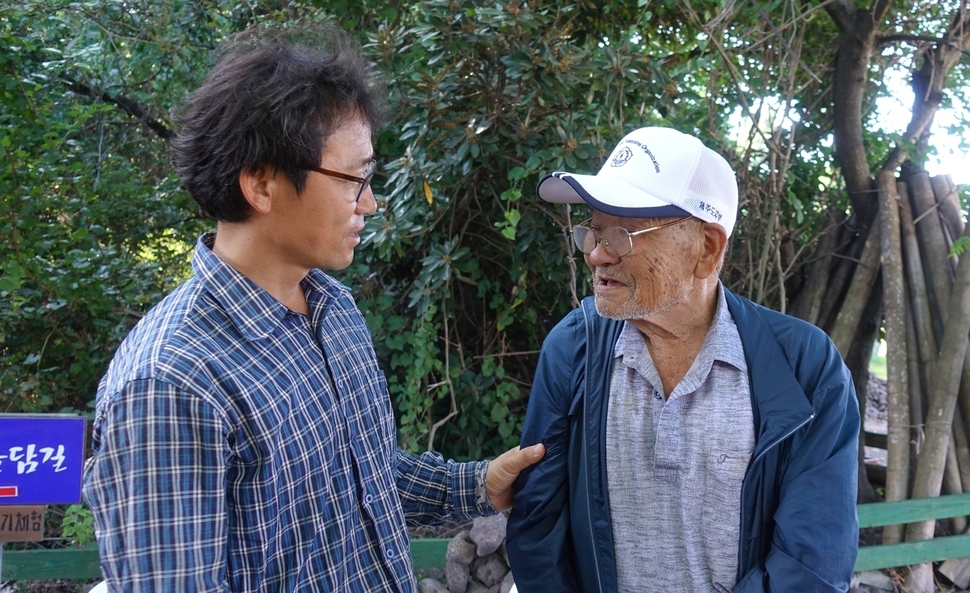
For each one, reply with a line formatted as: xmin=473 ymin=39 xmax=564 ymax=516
xmin=615 ymin=283 xmax=747 ymax=395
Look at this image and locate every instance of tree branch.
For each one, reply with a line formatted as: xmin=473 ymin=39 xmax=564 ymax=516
xmin=879 ymin=33 xmax=970 ymax=57
xmin=871 ymin=0 xmax=895 ymax=25
xmin=824 ymin=0 xmax=854 ymax=32
xmin=749 ymin=0 xmax=823 ymax=84
xmin=61 ymin=75 xmax=174 ymax=141
xmin=880 ymin=6 xmax=970 ymax=172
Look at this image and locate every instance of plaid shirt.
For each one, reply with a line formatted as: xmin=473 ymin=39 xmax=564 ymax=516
xmin=83 ymin=234 xmax=493 ymax=592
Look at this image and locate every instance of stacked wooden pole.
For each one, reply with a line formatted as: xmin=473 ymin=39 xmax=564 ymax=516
xmin=870 ymin=172 xmax=970 ymax=591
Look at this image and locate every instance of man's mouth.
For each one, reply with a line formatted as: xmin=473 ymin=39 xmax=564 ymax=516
xmin=595 ymin=273 xmax=628 ymax=288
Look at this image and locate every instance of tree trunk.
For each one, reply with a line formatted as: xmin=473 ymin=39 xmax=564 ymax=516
xmin=790 ymin=208 xmax=845 ymax=326
xmin=943 ymin=436 xmax=966 ymax=532
xmin=898 ymin=182 xmax=939 ymax=370
xmin=905 ymin=292 xmax=924 ymax=488
xmin=830 ymin=224 xmax=881 ymax=358
xmin=816 ymin=223 xmax=866 ymax=333
xmin=878 ymin=170 xmax=910 ymax=544
xmin=849 ymin=275 xmax=884 ymax=504
xmin=952 ymin=414 xmax=970 ymax=529
xmin=929 ymin=174 xmax=963 ymax=246
xmin=824 ymin=1 xmax=881 ymax=226
xmin=904 ymin=224 xmax=970 ymax=539
xmin=907 ymin=171 xmax=955 ymax=332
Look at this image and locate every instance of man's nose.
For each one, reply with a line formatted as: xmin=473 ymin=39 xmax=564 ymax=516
xmin=356 ymin=185 xmax=377 ymax=215
xmin=586 ymin=239 xmax=621 ymax=265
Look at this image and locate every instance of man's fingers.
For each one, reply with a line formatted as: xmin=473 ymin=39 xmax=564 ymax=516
xmin=519 ymin=443 xmax=545 ymax=468
xmin=499 ymin=443 xmax=545 ymax=474
xmin=485 ymin=444 xmax=546 ymax=511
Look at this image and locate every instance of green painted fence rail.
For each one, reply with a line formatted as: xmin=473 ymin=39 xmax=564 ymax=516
xmin=1 ymin=544 xmax=101 ymax=581
xmin=0 ymin=539 xmax=452 ymax=581
xmin=7 ymin=495 xmax=970 ymax=581
xmin=855 ymin=492 xmax=970 ymax=572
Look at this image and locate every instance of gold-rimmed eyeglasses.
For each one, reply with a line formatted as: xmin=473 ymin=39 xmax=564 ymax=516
xmin=572 ymin=216 xmax=691 ymax=257
xmin=305 ymin=159 xmax=377 ymax=202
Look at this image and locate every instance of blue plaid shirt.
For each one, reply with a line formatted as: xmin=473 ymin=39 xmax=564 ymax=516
xmin=83 ymin=234 xmax=493 ymax=592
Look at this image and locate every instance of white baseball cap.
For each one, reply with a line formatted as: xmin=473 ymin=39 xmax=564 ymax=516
xmin=536 ymin=127 xmax=739 ymax=237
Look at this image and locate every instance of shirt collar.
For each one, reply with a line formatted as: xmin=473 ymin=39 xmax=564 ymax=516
xmin=705 ymin=283 xmax=747 ymax=372
xmin=191 ymin=233 xmax=349 ymax=341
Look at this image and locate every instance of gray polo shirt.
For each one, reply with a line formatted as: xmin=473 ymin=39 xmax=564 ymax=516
xmin=606 ymin=285 xmax=753 ymax=593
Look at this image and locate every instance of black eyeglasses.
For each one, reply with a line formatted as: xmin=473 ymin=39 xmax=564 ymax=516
xmin=305 ymin=159 xmax=377 ymax=202
xmin=572 ymin=216 xmax=691 ymax=257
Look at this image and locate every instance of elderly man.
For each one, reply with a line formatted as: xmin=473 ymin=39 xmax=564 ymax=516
xmin=82 ymin=25 xmax=542 ymax=592
xmin=506 ymin=127 xmax=859 ymax=593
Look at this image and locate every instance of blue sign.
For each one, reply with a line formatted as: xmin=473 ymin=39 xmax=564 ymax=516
xmin=0 ymin=415 xmax=86 ymax=505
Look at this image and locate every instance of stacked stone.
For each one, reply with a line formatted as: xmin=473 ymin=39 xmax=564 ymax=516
xmin=417 ymin=514 xmax=515 ymax=593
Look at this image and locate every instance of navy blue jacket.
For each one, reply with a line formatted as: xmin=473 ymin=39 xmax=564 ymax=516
xmin=507 ymin=290 xmax=859 ymax=592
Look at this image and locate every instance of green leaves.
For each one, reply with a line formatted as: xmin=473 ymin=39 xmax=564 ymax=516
xmin=7 ymin=0 xmax=949 ymax=467
xmin=0 ymin=1 xmax=220 ymax=414
xmin=950 ymin=236 xmax=970 ymax=259
xmin=348 ymin=0 xmax=688 ymax=459
xmin=60 ymin=504 xmax=95 ymax=547
xmin=0 ymin=261 xmax=25 ymax=292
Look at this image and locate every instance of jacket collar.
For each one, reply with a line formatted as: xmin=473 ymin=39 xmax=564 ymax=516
xmin=723 ymin=289 xmax=815 ymax=451
xmin=582 ymin=288 xmax=815 ymax=448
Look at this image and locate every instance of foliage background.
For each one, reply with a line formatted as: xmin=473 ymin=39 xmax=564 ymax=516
xmin=1 ymin=0 xmax=967 ymax=468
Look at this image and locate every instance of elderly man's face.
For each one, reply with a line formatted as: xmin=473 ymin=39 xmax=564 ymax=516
xmin=584 ymin=212 xmax=704 ymax=321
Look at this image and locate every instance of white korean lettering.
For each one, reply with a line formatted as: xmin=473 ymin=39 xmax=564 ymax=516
xmin=39 ymin=445 xmax=67 ymax=472
xmin=9 ymin=445 xmax=39 ymax=474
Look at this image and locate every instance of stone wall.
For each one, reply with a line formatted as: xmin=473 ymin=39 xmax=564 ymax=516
xmin=416 ymin=514 xmax=514 ymax=593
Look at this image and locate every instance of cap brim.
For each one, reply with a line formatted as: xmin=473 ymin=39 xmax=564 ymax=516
xmin=536 ymin=173 xmax=690 ymax=219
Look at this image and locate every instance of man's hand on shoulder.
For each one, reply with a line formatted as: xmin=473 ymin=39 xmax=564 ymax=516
xmin=485 ymin=444 xmax=545 ymax=512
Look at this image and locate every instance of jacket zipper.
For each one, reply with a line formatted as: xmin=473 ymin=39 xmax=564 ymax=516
xmin=582 ymin=305 xmax=605 ymax=593
xmin=736 ymin=412 xmax=815 ymax=576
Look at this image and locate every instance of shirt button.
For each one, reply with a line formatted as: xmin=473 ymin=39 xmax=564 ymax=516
xmin=653 ymin=390 xmax=663 ymax=400
xmin=364 ymin=494 xmax=374 ymax=504
xmin=385 ymin=547 xmax=395 ymax=559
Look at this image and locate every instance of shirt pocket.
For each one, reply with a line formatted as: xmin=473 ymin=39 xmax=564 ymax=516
xmin=701 ymin=451 xmax=750 ymax=590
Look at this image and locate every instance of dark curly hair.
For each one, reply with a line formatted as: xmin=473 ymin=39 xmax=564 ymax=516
xmin=171 ymin=24 xmax=385 ymax=222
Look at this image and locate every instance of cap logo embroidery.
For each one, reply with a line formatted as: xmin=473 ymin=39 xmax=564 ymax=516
xmin=610 ymin=146 xmax=633 ymax=167
xmin=697 ymin=200 xmax=723 ymax=221
xmin=622 ymin=139 xmax=660 ymax=173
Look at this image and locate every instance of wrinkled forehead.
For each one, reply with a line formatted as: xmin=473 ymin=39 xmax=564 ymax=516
xmin=589 ymin=210 xmax=670 ymax=229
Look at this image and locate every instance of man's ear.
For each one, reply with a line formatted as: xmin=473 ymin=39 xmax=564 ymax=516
xmin=695 ymin=222 xmax=728 ymax=279
xmin=238 ymin=166 xmax=276 ymax=215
